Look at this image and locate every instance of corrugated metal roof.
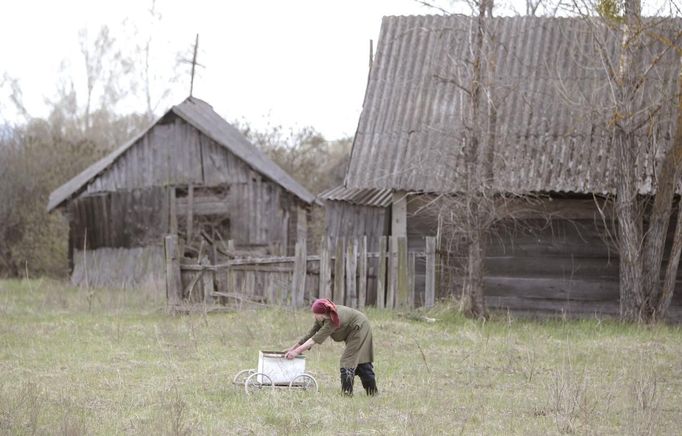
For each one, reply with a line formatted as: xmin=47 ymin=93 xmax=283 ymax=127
xmin=318 ymin=186 xmax=393 ymax=207
xmin=345 ymin=15 xmax=681 ymax=195
xmin=48 ymin=97 xmax=316 ymax=211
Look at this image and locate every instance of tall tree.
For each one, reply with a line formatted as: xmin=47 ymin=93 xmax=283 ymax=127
xmin=419 ymin=0 xmax=500 ymax=318
xmin=591 ymin=0 xmax=682 ymax=321
xmin=459 ymin=0 xmax=495 ymax=318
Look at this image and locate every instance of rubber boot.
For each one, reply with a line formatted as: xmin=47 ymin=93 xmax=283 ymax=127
xmin=357 ymin=363 xmax=378 ymax=396
xmin=340 ymin=367 xmax=355 ymax=396
xmin=361 ymin=378 xmax=378 ymax=396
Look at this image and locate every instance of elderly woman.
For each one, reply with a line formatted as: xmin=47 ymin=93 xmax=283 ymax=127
xmin=285 ymin=299 xmax=378 ymax=396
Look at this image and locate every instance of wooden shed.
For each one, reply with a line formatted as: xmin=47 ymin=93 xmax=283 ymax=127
xmin=323 ymin=15 xmax=682 ymax=319
xmin=48 ymin=97 xmax=316 ymax=290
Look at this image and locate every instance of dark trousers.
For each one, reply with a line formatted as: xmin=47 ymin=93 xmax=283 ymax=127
xmin=340 ymin=363 xmax=378 ymax=396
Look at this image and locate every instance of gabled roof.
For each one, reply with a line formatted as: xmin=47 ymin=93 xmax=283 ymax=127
xmin=48 ymin=97 xmax=316 ymax=211
xmin=345 ymin=15 xmax=681 ymax=195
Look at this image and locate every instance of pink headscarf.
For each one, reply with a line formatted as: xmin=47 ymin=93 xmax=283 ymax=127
xmin=311 ymin=299 xmax=340 ymax=328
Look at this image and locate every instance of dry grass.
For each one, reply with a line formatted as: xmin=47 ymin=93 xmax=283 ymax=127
xmin=1 ymin=279 xmax=681 ymax=435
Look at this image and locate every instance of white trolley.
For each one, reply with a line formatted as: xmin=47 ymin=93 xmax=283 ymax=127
xmin=233 ymin=351 xmax=318 ymax=394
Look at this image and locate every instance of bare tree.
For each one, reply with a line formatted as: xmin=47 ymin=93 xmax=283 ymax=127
xmin=133 ymin=0 xmax=180 ymax=120
xmin=582 ymin=0 xmax=682 ymax=321
xmin=457 ymin=0 xmax=496 ymax=318
xmin=0 ymin=73 xmax=28 ymax=121
xmin=655 ymin=56 xmax=682 ymax=317
xmin=79 ymin=26 xmax=122 ymax=132
xmin=415 ymin=0 xmax=500 ymax=318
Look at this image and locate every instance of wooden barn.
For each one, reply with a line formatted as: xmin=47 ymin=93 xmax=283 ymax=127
xmin=48 ymin=97 xmax=316 ymax=290
xmin=322 ymin=15 xmax=682 ymax=319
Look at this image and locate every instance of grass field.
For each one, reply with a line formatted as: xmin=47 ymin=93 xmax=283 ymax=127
xmin=1 ymin=279 xmax=681 ymax=435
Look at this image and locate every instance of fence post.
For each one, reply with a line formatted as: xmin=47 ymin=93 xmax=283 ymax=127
xmin=319 ymin=236 xmax=332 ymax=300
xmin=291 ymin=239 xmax=307 ymax=307
xmin=164 ymin=234 xmax=182 ymax=308
xmin=396 ymin=236 xmax=409 ymax=309
xmin=377 ymin=236 xmax=387 ymax=309
xmin=387 ymin=236 xmax=397 ymax=309
xmin=425 ymin=236 xmax=436 ymax=308
xmin=186 ymin=184 xmax=194 ymax=241
xmin=334 ymin=238 xmax=345 ymax=305
xmin=169 ymin=188 xmax=177 ymax=235
xmin=201 ymin=256 xmax=214 ymax=305
xmin=346 ymin=239 xmax=357 ymax=308
xmin=408 ymin=252 xmax=416 ymax=309
xmin=358 ymin=236 xmax=367 ymax=309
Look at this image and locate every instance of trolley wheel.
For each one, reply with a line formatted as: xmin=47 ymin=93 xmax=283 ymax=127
xmin=244 ymin=372 xmax=274 ymax=395
xmin=232 ymin=368 xmax=256 ymax=386
xmin=289 ymin=374 xmax=318 ymax=392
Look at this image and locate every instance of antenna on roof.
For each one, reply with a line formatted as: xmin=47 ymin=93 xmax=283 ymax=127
xmin=179 ymin=33 xmax=204 ymax=98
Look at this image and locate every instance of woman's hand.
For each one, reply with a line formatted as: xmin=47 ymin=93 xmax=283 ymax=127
xmin=285 ymin=338 xmax=314 ymax=359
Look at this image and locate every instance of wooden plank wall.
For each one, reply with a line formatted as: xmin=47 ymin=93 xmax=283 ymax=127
xmin=86 ymin=117 xmax=254 ymax=193
xmin=75 ymin=113 xmax=308 ymax=256
xmin=324 ymin=201 xmax=389 ymax=253
xmin=168 ymin=230 xmax=682 ymax=320
xmin=68 ymin=186 xmax=169 ymax=250
xmin=324 ymin=201 xmax=389 ymax=303
xmin=72 ymin=245 xmax=165 ymax=290
xmin=405 ymin=195 xmax=682 ymax=317
xmin=167 ymin=191 xmax=682 ymax=319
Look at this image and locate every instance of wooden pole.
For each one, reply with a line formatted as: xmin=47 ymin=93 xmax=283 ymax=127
xmin=358 ymin=236 xmax=367 ymax=309
xmin=397 ymin=237 xmax=409 ymax=309
xmin=387 ymin=236 xmax=397 ymax=309
xmin=425 ymin=237 xmax=436 ymax=308
xmin=164 ymin=234 xmax=182 ymax=308
xmin=319 ymin=236 xmax=332 ymax=299
xmin=83 ymin=228 xmax=88 ymax=288
xmin=408 ymin=252 xmax=416 ymax=309
xmin=190 ymin=34 xmax=199 ymax=97
xmin=201 ymin=256 xmax=214 ymax=305
xmin=266 ymin=273 xmax=276 ymax=304
xmin=334 ymin=238 xmax=345 ymax=305
xmin=377 ymin=236 xmax=387 ymax=309
xmin=346 ymin=239 xmax=358 ymax=308
xmin=186 ymin=184 xmax=194 ymax=242
xmin=291 ymin=239 xmax=307 ymax=307
xmin=169 ymin=187 xmax=178 ymax=235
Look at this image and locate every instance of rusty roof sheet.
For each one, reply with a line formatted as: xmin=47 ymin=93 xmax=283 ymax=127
xmin=48 ymin=97 xmax=316 ymax=211
xmin=344 ymin=15 xmax=681 ymax=195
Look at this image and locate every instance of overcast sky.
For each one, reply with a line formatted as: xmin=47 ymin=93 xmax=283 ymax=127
xmin=1 ymin=0 xmax=444 ymax=139
xmin=2 ymin=0 xmax=674 ymax=140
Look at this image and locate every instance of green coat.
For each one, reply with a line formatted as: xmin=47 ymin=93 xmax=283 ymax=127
xmin=298 ymin=305 xmax=374 ymax=368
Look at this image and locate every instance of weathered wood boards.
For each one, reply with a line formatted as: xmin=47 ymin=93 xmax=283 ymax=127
xmin=169 ymin=236 xmax=440 ymax=311
xmin=167 ymin=229 xmax=682 ymax=320
xmin=66 ymin=112 xmax=314 ymax=289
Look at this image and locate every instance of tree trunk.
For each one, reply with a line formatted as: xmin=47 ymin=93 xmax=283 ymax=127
xmin=615 ymin=136 xmax=644 ymax=321
xmin=615 ymin=0 xmax=646 ymax=321
xmin=463 ymin=223 xmax=487 ymax=318
xmin=657 ymin=203 xmax=682 ymax=318
xmin=654 ymin=57 xmax=682 ymax=319
xmin=459 ymin=0 xmax=491 ymax=319
xmin=644 ymin=56 xmax=682 ymax=318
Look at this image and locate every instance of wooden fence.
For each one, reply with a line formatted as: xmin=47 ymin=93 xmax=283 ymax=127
xmin=165 ymin=234 xmax=437 ymax=311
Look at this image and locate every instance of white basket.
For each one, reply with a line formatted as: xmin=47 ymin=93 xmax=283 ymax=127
xmin=257 ymin=351 xmax=306 ymax=385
